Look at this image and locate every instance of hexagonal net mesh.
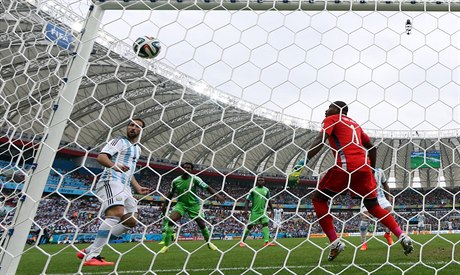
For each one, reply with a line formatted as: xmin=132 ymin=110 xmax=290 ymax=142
xmin=1 ymin=0 xmax=460 ymax=273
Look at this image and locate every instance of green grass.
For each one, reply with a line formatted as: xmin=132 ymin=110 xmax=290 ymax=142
xmin=18 ymin=234 xmax=460 ymax=274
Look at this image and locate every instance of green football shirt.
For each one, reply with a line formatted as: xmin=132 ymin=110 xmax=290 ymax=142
xmin=247 ymin=186 xmax=270 ymax=213
xmin=170 ymin=175 xmax=208 ymax=206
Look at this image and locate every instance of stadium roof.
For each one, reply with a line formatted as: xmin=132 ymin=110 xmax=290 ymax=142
xmin=2 ymin=0 xmax=460 ymax=188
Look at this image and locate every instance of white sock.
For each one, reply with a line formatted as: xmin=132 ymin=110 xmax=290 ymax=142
xmin=111 ymin=223 xmax=131 ymax=237
xmin=86 ymin=217 xmax=119 ymax=260
xmin=359 ymin=220 xmax=369 ymax=243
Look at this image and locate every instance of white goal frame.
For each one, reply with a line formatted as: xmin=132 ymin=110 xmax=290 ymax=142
xmin=0 ymin=0 xmax=457 ymax=274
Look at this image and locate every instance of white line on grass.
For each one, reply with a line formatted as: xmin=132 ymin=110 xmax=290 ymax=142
xmin=48 ymin=261 xmax=452 ymax=275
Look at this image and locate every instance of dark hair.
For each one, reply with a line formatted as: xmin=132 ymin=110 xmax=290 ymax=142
xmin=332 ymin=101 xmax=348 ymax=114
xmin=181 ymin=162 xmax=194 ymax=169
xmin=131 ymin=118 xmax=145 ymax=128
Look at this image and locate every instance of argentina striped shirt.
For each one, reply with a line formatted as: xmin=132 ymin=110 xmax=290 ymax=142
xmin=99 ymin=137 xmax=141 ymax=185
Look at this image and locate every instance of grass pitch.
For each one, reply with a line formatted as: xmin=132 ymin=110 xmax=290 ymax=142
xmin=18 ymin=234 xmax=460 ymax=274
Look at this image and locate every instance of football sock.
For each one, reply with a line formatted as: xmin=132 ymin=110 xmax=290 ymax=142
xmin=111 ymin=222 xmax=131 ymax=237
xmin=242 ymin=229 xmax=250 ymax=242
xmin=85 ymin=244 xmax=93 ymax=254
xmin=312 ymin=198 xmax=337 ymax=242
xmin=86 ymin=217 xmax=119 ymax=259
xmin=161 ymin=219 xmax=169 ymax=243
xmin=164 ymin=226 xmax=174 ymax=246
xmin=367 ymin=205 xmax=403 ymax=237
xmin=359 ymin=220 xmax=369 ymax=243
xmin=201 ymin=228 xmax=210 ymax=242
xmin=262 ymin=226 xmax=270 ymax=242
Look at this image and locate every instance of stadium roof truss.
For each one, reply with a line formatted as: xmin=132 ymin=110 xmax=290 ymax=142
xmin=2 ymin=0 xmax=460 ymax=187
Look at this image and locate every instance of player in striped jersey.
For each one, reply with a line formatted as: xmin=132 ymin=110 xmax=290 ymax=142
xmin=77 ymin=118 xmax=151 ymax=266
xmin=447 ymin=220 xmax=453 ymax=231
xmin=417 ymin=212 xmax=426 ymax=234
xmin=359 ymin=168 xmax=394 ymax=250
xmin=273 ymin=207 xmax=283 ymax=229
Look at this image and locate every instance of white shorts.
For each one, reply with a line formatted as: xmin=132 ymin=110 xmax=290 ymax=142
xmin=361 ymin=197 xmax=392 ymax=213
xmin=273 ymin=220 xmax=282 ymax=228
xmin=96 ymin=180 xmax=138 ymax=216
xmin=418 ymin=222 xmax=425 ymax=228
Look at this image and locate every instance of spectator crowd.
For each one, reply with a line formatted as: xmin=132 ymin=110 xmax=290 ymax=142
xmin=0 ymin=161 xmax=459 ymax=240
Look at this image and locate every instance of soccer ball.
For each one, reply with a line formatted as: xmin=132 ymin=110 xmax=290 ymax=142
xmin=133 ymin=36 xmax=161 ymax=59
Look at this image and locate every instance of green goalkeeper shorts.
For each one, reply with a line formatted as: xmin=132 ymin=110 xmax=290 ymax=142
xmin=249 ymin=212 xmax=269 ymax=225
xmin=172 ymin=202 xmax=203 ymax=219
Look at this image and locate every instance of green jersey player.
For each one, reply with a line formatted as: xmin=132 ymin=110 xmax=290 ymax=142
xmin=158 ymin=212 xmax=176 ymax=245
xmin=240 ymin=177 xmax=275 ymax=247
xmin=159 ymin=162 xmax=224 ymax=253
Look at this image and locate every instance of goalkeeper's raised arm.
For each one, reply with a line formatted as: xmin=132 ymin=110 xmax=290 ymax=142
xmin=288 ymin=131 xmax=328 ymax=186
xmin=288 ymin=158 xmax=305 ymax=186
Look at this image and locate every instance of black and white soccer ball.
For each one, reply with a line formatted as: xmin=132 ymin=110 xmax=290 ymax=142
xmin=133 ymin=36 xmax=161 ymax=59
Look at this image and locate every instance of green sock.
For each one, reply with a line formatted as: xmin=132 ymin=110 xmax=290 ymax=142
xmin=263 ymin=226 xmax=270 ymax=242
xmin=164 ymin=226 xmax=174 ymax=246
xmin=242 ymin=229 xmax=250 ymax=242
xmin=162 ymin=220 xmax=168 ymax=242
xmin=201 ymin=228 xmax=210 ymax=242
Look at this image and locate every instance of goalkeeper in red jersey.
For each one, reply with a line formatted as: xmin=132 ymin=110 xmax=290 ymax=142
xmin=289 ymin=101 xmax=413 ymax=261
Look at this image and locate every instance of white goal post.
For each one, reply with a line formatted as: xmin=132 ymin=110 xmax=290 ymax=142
xmin=1 ymin=0 xmax=460 ymax=274
xmin=0 ymin=3 xmax=104 ymax=274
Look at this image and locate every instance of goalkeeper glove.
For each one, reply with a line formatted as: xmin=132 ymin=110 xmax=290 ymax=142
xmin=288 ymin=159 xmax=307 ymax=187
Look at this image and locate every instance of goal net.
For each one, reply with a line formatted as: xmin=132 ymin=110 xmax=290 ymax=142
xmin=1 ymin=0 xmax=460 ymax=274
xmin=404 ymin=224 xmax=432 ymax=234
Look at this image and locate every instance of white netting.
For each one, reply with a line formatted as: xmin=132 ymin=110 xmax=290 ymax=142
xmin=1 ymin=0 xmax=460 ymax=274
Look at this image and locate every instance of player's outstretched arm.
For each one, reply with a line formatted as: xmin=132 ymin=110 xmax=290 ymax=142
xmin=288 ymin=159 xmax=306 ymax=186
xmin=363 ymin=139 xmax=377 ymax=169
xmin=97 ymin=153 xmax=129 ymax=172
xmin=268 ymin=199 xmax=274 ymax=218
xmin=207 ymin=186 xmax=225 ymax=203
xmin=130 ymin=177 xmax=150 ymax=195
xmin=161 ymin=185 xmax=176 ymax=215
xmin=243 ymin=197 xmax=251 ymax=216
xmin=288 ymin=132 xmax=328 ymax=186
xmin=307 ymin=132 xmax=328 ymax=160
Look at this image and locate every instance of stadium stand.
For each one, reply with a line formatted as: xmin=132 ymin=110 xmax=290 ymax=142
xmin=1 ymin=152 xmax=458 ymax=243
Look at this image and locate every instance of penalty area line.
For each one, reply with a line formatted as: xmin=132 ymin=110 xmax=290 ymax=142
xmin=49 ymin=261 xmax=449 ymax=275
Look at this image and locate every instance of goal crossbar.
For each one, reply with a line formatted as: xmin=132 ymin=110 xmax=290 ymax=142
xmin=95 ymin=0 xmax=460 ymax=12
